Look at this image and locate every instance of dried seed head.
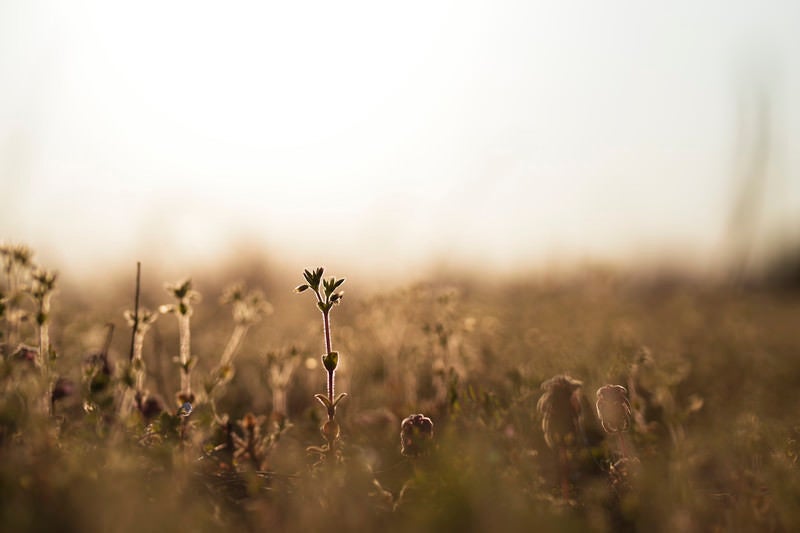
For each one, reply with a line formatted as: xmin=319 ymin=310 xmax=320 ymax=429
xmin=596 ymin=384 xmax=632 ymax=433
xmin=400 ymin=413 xmax=434 ymax=457
xmin=537 ymin=374 xmax=584 ymax=450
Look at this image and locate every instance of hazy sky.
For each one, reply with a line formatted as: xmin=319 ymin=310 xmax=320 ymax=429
xmin=1 ymin=1 xmax=799 ymax=277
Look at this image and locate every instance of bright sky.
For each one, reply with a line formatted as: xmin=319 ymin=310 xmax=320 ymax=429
xmin=1 ymin=1 xmax=799 ymax=277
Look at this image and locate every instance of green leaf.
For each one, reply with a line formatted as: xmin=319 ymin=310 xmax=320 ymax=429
xmin=295 ymin=284 xmax=309 ymax=293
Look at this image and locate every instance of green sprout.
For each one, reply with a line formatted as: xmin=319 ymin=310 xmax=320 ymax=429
xmin=296 ymin=267 xmax=347 ymax=452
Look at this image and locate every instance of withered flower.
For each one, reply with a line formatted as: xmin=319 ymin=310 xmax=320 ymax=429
xmin=595 ymin=385 xmax=632 ymax=433
xmin=401 ymin=413 xmax=434 ymax=457
xmin=537 ymin=374 xmax=584 ymax=450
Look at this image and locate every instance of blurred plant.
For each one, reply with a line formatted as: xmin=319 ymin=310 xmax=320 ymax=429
xmin=537 ymin=374 xmax=597 ymax=500
xmin=50 ymin=376 xmax=75 ymax=415
xmin=627 ymin=348 xmax=701 ymax=449
xmin=394 ymin=413 xmax=436 ymax=511
xmin=160 ymin=278 xmax=201 ymax=405
xmin=28 ymin=267 xmax=57 ymax=370
xmin=220 ymin=282 xmax=272 ymax=367
xmin=83 ymin=323 xmax=115 ymax=415
xmin=596 ymin=384 xmax=639 ymax=496
xmin=206 ymin=283 xmax=272 ymax=404
xmin=400 ymin=413 xmax=434 ymax=458
xmin=121 ymin=308 xmax=159 ymax=416
xmin=230 ymin=412 xmax=291 ymax=472
xmin=264 ymin=348 xmax=300 ymax=422
xmin=0 ymin=243 xmax=33 ymax=348
xmin=421 ymin=287 xmax=473 ymax=407
xmin=596 ymin=386 xmax=632 ymax=444
xmin=232 ymin=413 xmax=267 ymax=470
xmin=296 ymin=267 xmax=347 ymax=459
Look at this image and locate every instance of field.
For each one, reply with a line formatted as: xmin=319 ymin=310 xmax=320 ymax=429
xmin=1 ymin=244 xmax=799 ymax=532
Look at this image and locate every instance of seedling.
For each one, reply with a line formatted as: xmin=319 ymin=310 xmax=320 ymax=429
xmin=296 ymin=267 xmax=346 ymax=454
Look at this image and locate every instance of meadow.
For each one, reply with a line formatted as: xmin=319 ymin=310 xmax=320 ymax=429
xmin=1 ymin=243 xmax=798 ymax=532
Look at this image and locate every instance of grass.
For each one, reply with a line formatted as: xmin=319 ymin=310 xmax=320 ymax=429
xmin=1 ymin=244 xmax=799 ymax=532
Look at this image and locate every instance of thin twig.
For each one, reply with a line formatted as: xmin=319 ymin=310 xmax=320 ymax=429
xmin=102 ymin=322 xmax=115 ymax=358
xmin=129 ymin=262 xmax=141 ymax=362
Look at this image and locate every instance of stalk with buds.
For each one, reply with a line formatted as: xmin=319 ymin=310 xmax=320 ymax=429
xmin=161 ymin=279 xmax=201 ymax=405
xmin=121 ymin=308 xmax=158 ymax=415
xmin=207 ymin=283 xmax=271 ymax=397
xmin=30 ymin=267 xmax=57 ymax=372
xmin=296 ymin=267 xmax=346 ymax=453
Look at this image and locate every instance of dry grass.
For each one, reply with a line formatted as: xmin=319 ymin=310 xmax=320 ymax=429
xmin=1 ymin=248 xmax=799 ymax=532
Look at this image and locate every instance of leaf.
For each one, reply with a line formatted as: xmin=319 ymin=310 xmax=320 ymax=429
xmin=295 ymin=284 xmax=309 ymax=293
xmin=333 ymin=393 xmax=348 ymax=407
xmin=314 ymin=393 xmax=332 ymax=409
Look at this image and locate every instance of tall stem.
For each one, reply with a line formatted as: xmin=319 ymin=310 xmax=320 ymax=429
xmin=322 ymin=310 xmax=334 ymax=408
xmin=322 ymin=311 xmax=332 ymax=355
xmin=38 ymin=321 xmax=49 ymax=368
xmin=129 ymin=262 xmax=141 ymax=362
xmin=179 ymin=313 xmax=191 ymax=396
xmin=617 ymin=432 xmax=630 ymax=460
xmin=133 ymin=332 xmax=146 ymax=392
xmin=4 ymin=268 xmax=10 ymax=345
xmin=37 ymin=293 xmax=52 ymax=372
xmin=220 ymin=324 xmax=247 ymax=367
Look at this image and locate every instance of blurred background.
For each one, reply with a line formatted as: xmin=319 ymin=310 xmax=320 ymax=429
xmin=1 ymin=0 xmax=799 ymax=283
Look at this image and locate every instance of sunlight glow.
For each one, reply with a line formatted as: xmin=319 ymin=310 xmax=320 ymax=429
xmin=1 ymin=1 xmax=799 ymax=276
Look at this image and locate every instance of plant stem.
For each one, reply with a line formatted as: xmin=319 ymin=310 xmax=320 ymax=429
xmin=133 ymin=331 xmax=146 ymax=391
xmin=322 ymin=310 xmax=335 ymax=414
xmin=322 ymin=310 xmax=332 ymax=355
xmin=617 ymin=432 xmax=630 ymax=460
xmin=179 ymin=313 xmax=192 ymax=396
xmin=38 ymin=316 xmax=48 ymax=368
xmin=4 ymin=268 xmax=10 ymax=345
xmin=220 ymin=324 xmax=247 ymax=367
xmin=129 ymin=262 xmax=141 ymax=362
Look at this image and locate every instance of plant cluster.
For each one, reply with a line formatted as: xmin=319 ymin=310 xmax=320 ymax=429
xmin=0 ymin=245 xmax=799 ymax=532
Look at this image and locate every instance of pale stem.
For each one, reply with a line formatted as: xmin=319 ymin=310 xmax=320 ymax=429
xmin=220 ymin=324 xmax=248 ymax=367
xmin=37 ymin=294 xmax=51 ymax=373
xmin=179 ymin=313 xmax=192 ymax=395
xmin=133 ymin=331 xmax=146 ymax=392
